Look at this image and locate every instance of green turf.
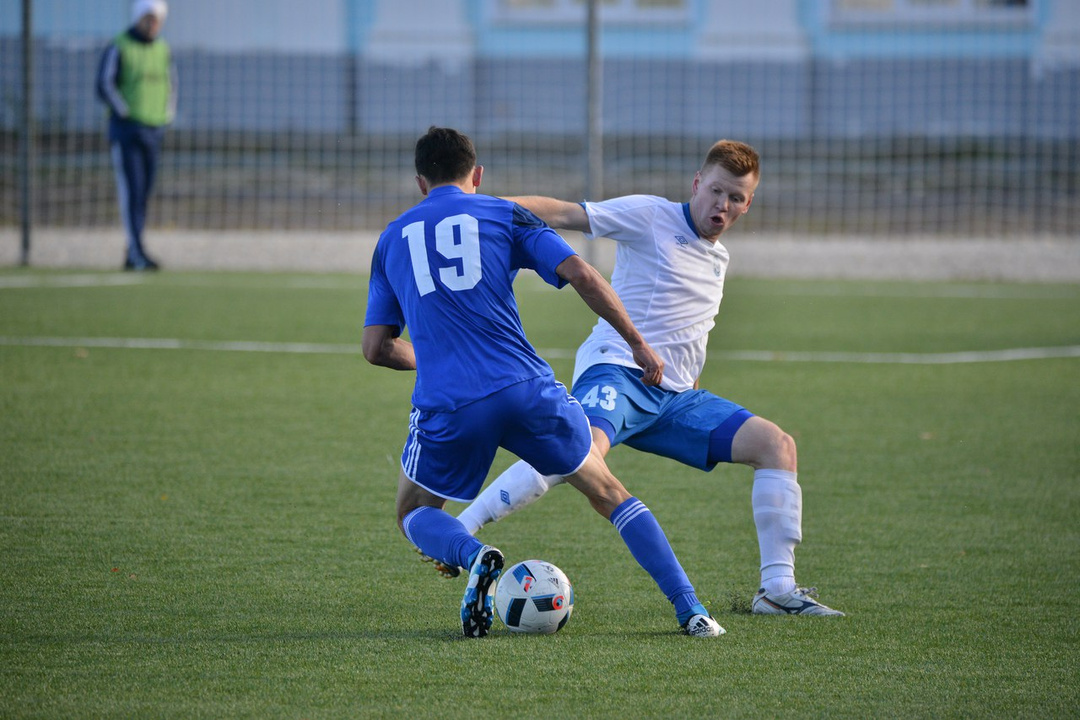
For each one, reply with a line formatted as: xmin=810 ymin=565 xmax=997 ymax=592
xmin=1 ymin=270 xmax=1078 ymax=718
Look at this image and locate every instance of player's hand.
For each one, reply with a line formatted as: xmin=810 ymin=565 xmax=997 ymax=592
xmin=632 ymin=343 xmax=664 ymax=386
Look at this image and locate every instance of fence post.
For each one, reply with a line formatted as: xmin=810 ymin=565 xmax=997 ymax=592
xmin=584 ymin=0 xmax=602 ymax=267
xmin=20 ymin=0 xmax=34 ymax=267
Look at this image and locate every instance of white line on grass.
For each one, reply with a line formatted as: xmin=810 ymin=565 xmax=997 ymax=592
xmin=0 ymin=274 xmax=147 ymax=289
xmin=0 ymin=336 xmax=354 ymax=355
xmin=732 ymin=284 xmax=1080 ymax=300
xmin=3 ymin=274 xmax=1076 ymax=298
xmin=710 ymin=347 xmax=1080 ymax=364
xmin=1 ymin=336 xmax=1078 ymax=364
xmin=0 ymin=275 xmax=363 ymax=291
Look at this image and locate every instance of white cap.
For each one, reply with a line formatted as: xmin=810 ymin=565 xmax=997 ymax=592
xmin=132 ymin=0 xmax=168 ymax=23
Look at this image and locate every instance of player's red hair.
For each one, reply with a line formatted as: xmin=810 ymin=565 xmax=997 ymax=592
xmin=702 ymin=140 xmax=759 ymax=179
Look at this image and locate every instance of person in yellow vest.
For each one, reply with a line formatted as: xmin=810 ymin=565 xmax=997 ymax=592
xmin=96 ymin=0 xmax=175 ymax=271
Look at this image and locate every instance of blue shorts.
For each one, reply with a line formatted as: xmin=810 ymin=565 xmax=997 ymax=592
xmin=571 ymin=364 xmax=752 ymax=471
xmin=400 ymin=375 xmax=593 ymax=503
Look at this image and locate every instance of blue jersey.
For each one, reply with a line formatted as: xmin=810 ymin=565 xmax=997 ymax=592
xmin=365 ymin=186 xmax=578 ymax=412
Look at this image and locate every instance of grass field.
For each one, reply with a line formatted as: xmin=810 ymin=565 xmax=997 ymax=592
xmin=1 ymin=269 xmax=1078 ymax=718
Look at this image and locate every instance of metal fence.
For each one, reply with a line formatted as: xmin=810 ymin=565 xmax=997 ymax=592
xmin=3 ymin=4 xmax=1078 ymax=240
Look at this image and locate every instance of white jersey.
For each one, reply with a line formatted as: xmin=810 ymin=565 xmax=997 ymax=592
xmin=572 ymin=195 xmax=729 ymax=393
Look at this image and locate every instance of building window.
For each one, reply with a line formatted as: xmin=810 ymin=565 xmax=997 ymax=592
xmin=491 ymin=0 xmax=688 ymax=25
xmin=830 ymin=0 xmax=1034 ymax=25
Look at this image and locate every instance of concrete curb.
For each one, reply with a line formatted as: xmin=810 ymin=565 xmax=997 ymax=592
xmin=2 ymin=229 xmax=1078 ymax=282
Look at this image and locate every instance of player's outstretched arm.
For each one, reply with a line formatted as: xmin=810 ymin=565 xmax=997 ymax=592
xmin=361 ymin=324 xmax=416 ymax=371
xmin=504 ymin=196 xmax=591 ymax=233
xmin=555 ymin=255 xmax=663 ymax=386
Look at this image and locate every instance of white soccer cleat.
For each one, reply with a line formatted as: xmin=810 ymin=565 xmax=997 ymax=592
xmin=682 ymin=613 xmax=726 ymax=637
xmin=752 ymin=587 xmax=845 ymax=617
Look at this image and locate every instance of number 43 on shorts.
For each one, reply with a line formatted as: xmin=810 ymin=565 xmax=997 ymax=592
xmin=578 ymin=384 xmax=617 ymax=411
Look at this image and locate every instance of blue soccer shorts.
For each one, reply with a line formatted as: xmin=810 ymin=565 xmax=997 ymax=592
xmin=571 ymin=363 xmax=753 ymax=471
xmin=400 ymin=375 xmax=593 ymax=503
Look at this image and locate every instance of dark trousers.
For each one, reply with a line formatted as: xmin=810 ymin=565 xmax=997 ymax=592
xmin=108 ymin=116 xmax=165 ymax=264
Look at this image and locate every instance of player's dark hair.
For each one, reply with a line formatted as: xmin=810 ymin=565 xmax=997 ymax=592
xmin=414 ymin=126 xmax=477 ymax=186
xmin=702 ymin=139 xmax=759 ymax=178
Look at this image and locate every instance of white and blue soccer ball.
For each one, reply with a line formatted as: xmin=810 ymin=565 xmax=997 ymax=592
xmin=494 ymin=559 xmax=574 ymax=634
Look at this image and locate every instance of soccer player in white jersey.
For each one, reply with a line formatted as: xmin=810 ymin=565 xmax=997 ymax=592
xmin=441 ymin=139 xmax=843 ymax=617
xmin=363 ymin=127 xmax=724 ymax=638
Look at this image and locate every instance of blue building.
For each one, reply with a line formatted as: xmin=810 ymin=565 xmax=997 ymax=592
xmin=1 ymin=0 xmax=1076 ymax=234
xmin=4 ymin=0 xmax=1076 ymax=138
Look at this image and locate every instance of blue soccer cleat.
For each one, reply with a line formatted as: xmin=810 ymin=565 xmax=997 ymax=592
xmin=460 ymin=545 xmax=504 ymax=637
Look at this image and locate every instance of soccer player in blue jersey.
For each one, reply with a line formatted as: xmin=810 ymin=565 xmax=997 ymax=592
xmin=363 ymin=127 xmax=724 ymax=638
xmin=446 ymin=140 xmax=844 ymax=617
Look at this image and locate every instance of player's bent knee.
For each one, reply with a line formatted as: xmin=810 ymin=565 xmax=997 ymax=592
xmin=756 ymin=425 xmax=796 ymax=471
xmin=733 ymin=417 xmax=797 ymax=471
xmin=775 ymin=430 xmax=797 ymax=471
xmin=563 ymin=462 xmax=631 ymax=518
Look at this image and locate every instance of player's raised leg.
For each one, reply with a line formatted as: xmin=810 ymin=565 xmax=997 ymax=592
xmin=503 ymin=378 xmax=722 ymax=636
xmin=420 ymin=461 xmax=549 ymax=578
xmin=456 ymin=459 xmax=565 ymax=535
xmin=565 ymin=446 xmax=724 ymax=637
xmin=456 ymin=422 xmax=612 ymax=538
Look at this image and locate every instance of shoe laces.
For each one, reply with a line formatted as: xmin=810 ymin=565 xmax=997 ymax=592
xmin=795 ymin=587 xmax=820 ymax=600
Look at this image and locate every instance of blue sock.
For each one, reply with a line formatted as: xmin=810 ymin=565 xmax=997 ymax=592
xmin=610 ymin=497 xmax=701 ymax=623
xmin=401 ymin=506 xmax=484 ymax=570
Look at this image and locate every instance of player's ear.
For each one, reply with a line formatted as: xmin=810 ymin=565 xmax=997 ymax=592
xmin=472 ymin=165 xmax=483 ymax=188
xmin=744 ymin=192 xmax=754 ymax=214
xmin=415 ymin=175 xmax=429 ymax=196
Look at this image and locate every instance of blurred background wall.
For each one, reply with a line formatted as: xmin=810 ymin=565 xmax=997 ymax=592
xmin=2 ymin=0 xmax=1077 ymax=237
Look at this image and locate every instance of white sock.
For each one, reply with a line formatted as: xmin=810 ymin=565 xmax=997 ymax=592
xmin=457 ymin=460 xmax=564 ymax=535
xmin=752 ymin=469 xmax=802 ymax=596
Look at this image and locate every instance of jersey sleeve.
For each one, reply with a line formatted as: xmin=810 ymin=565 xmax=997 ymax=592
xmin=510 ymin=203 xmax=577 ymax=288
xmin=583 ymin=195 xmax=663 ymax=247
xmin=363 ymin=240 xmax=405 ymax=332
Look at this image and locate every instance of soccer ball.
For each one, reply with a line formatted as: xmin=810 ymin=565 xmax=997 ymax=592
xmin=494 ymin=559 xmax=574 ymax=634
